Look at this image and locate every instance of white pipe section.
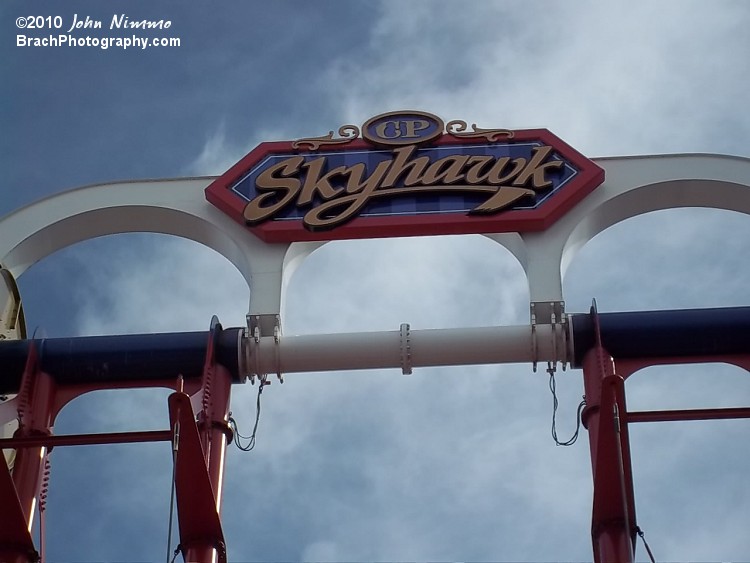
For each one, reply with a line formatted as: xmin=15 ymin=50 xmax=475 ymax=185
xmin=243 ymin=323 xmax=568 ymax=377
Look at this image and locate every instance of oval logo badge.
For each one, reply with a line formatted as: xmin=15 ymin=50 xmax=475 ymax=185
xmin=362 ymin=111 xmax=444 ymax=147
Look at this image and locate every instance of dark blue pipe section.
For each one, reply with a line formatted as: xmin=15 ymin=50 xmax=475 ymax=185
xmin=0 ymin=328 xmax=243 ymax=395
xmin=570 ymin=306 xmax=750 ymax=367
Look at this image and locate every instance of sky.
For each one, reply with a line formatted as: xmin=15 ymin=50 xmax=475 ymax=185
xmin=2 ymin=1 xmax=750 ymax=561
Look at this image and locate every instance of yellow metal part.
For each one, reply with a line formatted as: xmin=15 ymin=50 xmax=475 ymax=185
xmin=1 ymin=266 xmax=26 ymax=470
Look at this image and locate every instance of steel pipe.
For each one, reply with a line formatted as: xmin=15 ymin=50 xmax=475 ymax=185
xmin=242 ymin=324 xmax=566 ymax=377
xmin=0 ymin=324 xmax=568 ymax=394
xmin=570 ymin=306 xmax=750 ymax=367
xmin=1 ymin=306 xmax=749 ymax=395
xmin=0 ymin=329 xmax=244 ymax=395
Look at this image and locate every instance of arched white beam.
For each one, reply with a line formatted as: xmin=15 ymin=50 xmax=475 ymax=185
xmin=482 ymin=232 xmax=528 ymax=272
xmin=4 ymin=154 xmax=750 ymax=324
xmin=0 ymin=178 xmax=295 ymax=317
xmin=485 ymin=154 xmax=750 ymax=306
xmin=279 ymin=241 xmax=327 ymax=322
xmin=561 ymin=154 xmax=750 ymax=276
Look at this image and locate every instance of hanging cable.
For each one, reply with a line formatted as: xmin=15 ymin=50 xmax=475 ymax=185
xmin=636 ymin=526 xmax=657 ymax=563
xmin=169 ymin=544 xmax=182 ymax=563
xmin=228 ymin=373 xmax=268 ymax=452
xmin=548 ymin=362 xmax=586 ymax=446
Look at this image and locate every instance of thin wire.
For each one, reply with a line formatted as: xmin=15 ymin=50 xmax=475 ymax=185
xmin=165 ymin=421 xmax=179 ymax=563
xmin=229 ymin=374 xmax=268 ymax=452
xmin=636 ymin=526 xmax=657 ymax=563
xmin=549 ymin=365 xmax=586 ymax=446
xmin=169 ymin=544 xmax=182 ymax=563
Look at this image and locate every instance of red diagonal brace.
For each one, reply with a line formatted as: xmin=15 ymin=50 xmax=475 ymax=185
xmin=196 ymin=316 xmax=232 ymax=507
xmin=590 ymin=373 xmax=637 ymax=561
xmin=1 ymin=340 xmax=47 ymax=563
xmin=581 ymin=301 xmax=638 ymax=562
xmin=10 ymin=341 xmax=55 ymax=561
xmin=168 ymin=392 xmax=227 ymax=563
xmin=0 ymin=450 xmax=39 ymax=563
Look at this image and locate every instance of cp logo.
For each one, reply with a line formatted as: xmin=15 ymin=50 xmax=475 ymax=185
xmin=363 ymin=111 xmax=444 ymax=146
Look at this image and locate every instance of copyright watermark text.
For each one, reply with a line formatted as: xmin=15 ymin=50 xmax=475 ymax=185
xmin=14 ymin=14 xmax=180 ymax=51
xmin=17 ymin=34 xmax=179 ymax=50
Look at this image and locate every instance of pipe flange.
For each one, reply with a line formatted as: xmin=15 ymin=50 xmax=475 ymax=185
xmin=399 ymin=323 xmax=412 ymax=375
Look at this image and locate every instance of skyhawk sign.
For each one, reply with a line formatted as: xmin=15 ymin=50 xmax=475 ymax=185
xmin=205 ymin=111 xmax=604 ymax=242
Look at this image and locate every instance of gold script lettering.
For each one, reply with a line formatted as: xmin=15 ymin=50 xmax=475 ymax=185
xmin=402 ymin=119 xmax=430 ymax=138
xmin=511 ymin=146 xmax=563 ymax=189
xmin=243 ymin=143 xmax=566 ymax=231
xmin=421 ymin=154 xmax=471 ymax=184
xmin=374 ymin=121 xmax=401 ymax=140
xmin=298 ymin=157 xmax=346 ymax=205
xmin=380 ymin=146 xmax=430 ymax=187
xmin=343 ymin=161 xmax=393 ymax=194
xmin=464 ymin=156 xmax=495 ymax=184
xmin=243 ymin=156 xmax=303 ymax=223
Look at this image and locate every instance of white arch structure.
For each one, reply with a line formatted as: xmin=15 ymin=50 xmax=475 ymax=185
xmin=1 ymin=154 xmax=750 ymax=326
xmin=4 ymin=152 xmax=750 ymax=563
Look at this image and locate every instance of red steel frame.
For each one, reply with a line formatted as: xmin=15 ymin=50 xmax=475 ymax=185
xmin=0 ymin=320 xmax=232 ymax=563
xmin=581 ymin=303 xmax=750 ymax=563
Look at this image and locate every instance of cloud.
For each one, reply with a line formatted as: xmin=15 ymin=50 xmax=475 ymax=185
xmin=71 ymin=234 xmax=249 ymax=336
xmin=186 ymin=122 xmax=236 ymax=177
xmin=320 ymin=1 xmax=750 ymax=156
xmin=283 ymin=235 xmax=529 ymax=334
xmin=563 ymin=207 xmax=750 ymax=313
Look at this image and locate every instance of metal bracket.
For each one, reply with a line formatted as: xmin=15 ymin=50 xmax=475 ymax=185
xmin=531 ymin=300 xmax=565 ymax=326
xmin=273 ymin=323 xmax=283 ymax=384
xmin=399 ymin=323 xmax=412 ymax=375
xmin=530 ymin=301 xmax=569 ymax=372
xmin=244 ymin=314 xmax=282 ymax=384
xmin=246 ymin=314 xmax=281 ymax=339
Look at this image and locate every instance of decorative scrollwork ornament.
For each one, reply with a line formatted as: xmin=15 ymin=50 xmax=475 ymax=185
xmin=446 ymin=120 xmax=514 ymax=142
xmin=292 ymin=125 xmax=360 ymax=150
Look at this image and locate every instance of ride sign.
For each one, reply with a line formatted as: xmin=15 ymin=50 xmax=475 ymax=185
xmin=205 ymin=111 xmax=604 ymax=243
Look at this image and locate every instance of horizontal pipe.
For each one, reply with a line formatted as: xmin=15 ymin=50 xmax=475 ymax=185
xmin=0 ymin=324 xmax=568 ymax=394
xmin=570 ymin=306 xmax=750 ymax=367
xmin=627 ymin=407 xmax=750 ymax=423
xmin=244 ymin=324 xmax=565 ymax=376
xmin=0 ymin=430 xmax=173 ymax=449
xmin=0 ymin=328 xmax=244 ymax=395
xmin=0 ymin=306 xmax=748 ymax=394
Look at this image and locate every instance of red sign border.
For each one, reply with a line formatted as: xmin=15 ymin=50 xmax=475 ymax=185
xmin=205 ymin=129 xmax=604 ymax=243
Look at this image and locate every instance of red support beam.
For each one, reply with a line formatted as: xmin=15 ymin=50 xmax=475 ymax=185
xmin=581 ymin=304 xmax=638 ymax=563
xmin=8 ymin=342 xmax=56 ymax=561
xmin=0 ymin=341 xmax=61 ymax=561
xmin=168 ymin=392 xmax=227 ymax=563
xmin=174 ymin=319 xmax=231 ymax=563
xmin=0 ymin=447 xmax=38 ymax=563
xmin=628 ymin=406 xmax=750 ymax=423
xmin=0 ymin=429 xmax=173 ymax=449
xmin=0 ymin=319 xmax=236 ymax=563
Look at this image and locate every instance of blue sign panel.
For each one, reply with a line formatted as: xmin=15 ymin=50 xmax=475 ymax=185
xmin=204 ymin=111 xmax=605 ymax=242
